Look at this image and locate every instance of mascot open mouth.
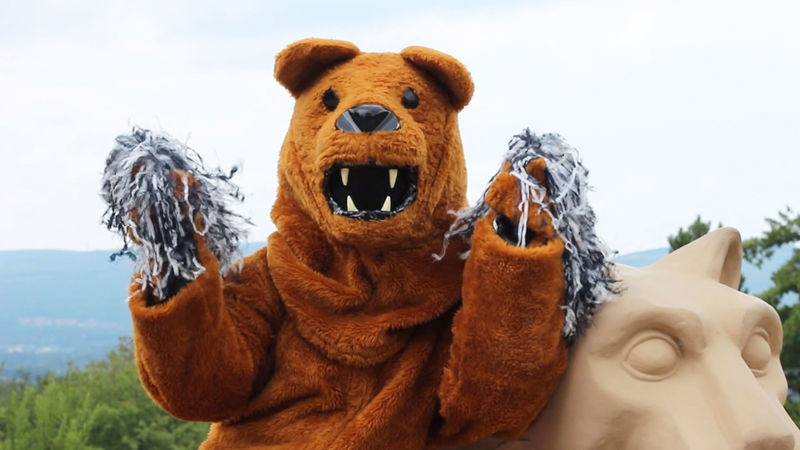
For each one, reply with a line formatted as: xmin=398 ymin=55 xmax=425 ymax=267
xmin=324 ymin=164 xmax=417 ymax=220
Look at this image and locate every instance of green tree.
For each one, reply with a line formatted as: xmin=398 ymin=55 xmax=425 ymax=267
xmin=668 ymin=215 xmax=715 ymax=252
xmin=743 ymin=208 xmax=800 ymax=308
xmin=0 ymin=338 xmax=208 ymax=450
xmin=743 ymin=207 xmax=800 ymax=415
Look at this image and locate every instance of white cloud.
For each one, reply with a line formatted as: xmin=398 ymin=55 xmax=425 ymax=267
xmin=3 ymin=344 xmax=73 ymax=354
xmin=35 ymin=346 xmax=58 ymax=354
xmin=16 ymin=317 xmax=122 ymax=329
xmin=0 ymin=0 xmax=798 ymax=253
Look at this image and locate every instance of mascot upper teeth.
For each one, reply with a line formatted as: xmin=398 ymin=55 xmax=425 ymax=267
xmin=102 ymin=38 xmax=614 ymax=449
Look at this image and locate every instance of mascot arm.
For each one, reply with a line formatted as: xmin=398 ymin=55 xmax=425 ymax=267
xmin=128 ymin=240 xmax=284 ymax=422
xmin=102 ymin=129 xmax=284 ymax=422
xmin=435 ymin=158 xmax=568 ymax=444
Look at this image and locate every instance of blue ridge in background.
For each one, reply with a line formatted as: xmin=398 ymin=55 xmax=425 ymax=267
xmin=0 ymin=242 xmax=795 ymax=378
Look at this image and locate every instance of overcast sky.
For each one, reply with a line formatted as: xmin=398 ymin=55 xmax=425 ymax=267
xmin=1 ymin=0 xmax=798 ymax=254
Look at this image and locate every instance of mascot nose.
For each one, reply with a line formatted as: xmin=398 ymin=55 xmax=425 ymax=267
xmin=336 ymin=104 xmax=400 ymax=133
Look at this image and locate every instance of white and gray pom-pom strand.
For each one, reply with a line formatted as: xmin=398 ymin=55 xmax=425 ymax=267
xmin=440 ymin=128 xmax=618 ymax=341
xmin=101 ymin=127 xmax=251 ymax=300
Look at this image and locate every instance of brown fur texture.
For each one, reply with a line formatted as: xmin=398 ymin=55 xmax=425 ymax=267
xmin=128 ymin=39 xmax=567 ymax=449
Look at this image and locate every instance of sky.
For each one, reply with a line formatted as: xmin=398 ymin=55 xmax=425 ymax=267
xmin=0 ymin=0 xmax=798 ymax=254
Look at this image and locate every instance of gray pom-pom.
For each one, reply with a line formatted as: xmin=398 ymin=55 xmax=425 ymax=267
xmin=101 ymin=127 xmax=250 ymax=300
xmin=441 ymin=128 xmax=617 ymax=341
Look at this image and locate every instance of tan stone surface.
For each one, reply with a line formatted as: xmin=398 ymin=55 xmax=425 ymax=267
xmin=466 ymin=227 xmax=800 ymax=449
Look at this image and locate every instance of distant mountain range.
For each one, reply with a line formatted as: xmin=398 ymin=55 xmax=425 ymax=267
xmin=0 ymin=243 xmax=795 ymax=378
xmin=0 ymin=242 xmax=265 ymax=378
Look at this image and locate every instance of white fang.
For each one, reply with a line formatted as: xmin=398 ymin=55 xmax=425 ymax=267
xmin=340 ymin=168 xmax=349 ymax=186
xmin=346 ymin=195 xmax=358 ymax=212
xmin=388 ymin=169 xmax=398 ymax=189
xmin=381 ymin=196 xmax=391 ymax=212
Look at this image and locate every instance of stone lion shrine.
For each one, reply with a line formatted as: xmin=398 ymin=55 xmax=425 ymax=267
xmin=467 ymin=227 xmax=800 ymax=450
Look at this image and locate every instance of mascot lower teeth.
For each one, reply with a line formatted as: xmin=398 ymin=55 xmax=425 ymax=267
xmin=101 ymin=38 xmax=614 ymax=449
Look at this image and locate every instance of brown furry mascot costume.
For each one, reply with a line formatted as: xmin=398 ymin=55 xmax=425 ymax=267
xmin=101 ymin=39 xmax=615 ymax=449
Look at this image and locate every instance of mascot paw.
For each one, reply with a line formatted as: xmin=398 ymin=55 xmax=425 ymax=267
xmin=442 ymin=128 xmax=618 ymax=339
xmin=484 ymin=157 xmax=555 ymax=248
xmin=101 ymin=127 xmax=249 ymax=300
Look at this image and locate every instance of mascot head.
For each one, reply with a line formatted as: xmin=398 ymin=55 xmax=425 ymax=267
xmin=272 ymin=39 xmax=473 ymax=249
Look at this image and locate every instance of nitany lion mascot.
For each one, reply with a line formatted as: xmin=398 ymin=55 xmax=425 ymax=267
xmin=101 ymin=39 xmax=614 ymax=449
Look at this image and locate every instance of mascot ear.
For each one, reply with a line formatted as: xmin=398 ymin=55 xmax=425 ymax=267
xmin=401 ymin=46 xmax=474 ymax=111
xmin=275 ymin=38 xmax=360 ymax=97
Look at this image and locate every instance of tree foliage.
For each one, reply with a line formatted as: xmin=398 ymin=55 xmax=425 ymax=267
xmin=668 ymin=215 xmax=715 ymax=252
xmin=743 ymin=207 xmax=800 ymax=308
xmin=743 ymin=207 xmax=800 ymax=411
xmin=0 ymin=338 xmax=207 ymax=450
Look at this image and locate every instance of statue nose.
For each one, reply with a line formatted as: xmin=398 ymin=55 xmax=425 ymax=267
xmin=336 ymin=104 xmax=400 ymax=133
xmin=703 ymin=354 xmax=798 ymax=450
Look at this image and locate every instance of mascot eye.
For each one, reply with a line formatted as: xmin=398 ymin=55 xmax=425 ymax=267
xmin=401 ymin=88 xmax=419 ymax=109
xmin=322 ymin=88 xmax=339 ymax=111
xmin=623 ymin=333 xmax=681 ymax=381
xmin=742 ymin=330 xmax=771 ymax=376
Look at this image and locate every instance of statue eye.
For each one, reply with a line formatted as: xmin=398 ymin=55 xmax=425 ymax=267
xmin=742 ymin=330 xmax=771 ymax=376
xmin=322 ymin=88 xmax=339 ymax=111
xmin=401 ymin=87 xmax=419 ymax=109
xmin=624 ymin=333 xmax=681 ymax=381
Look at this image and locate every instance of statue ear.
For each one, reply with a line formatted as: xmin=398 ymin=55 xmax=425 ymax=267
xmin=401 ymin=46 xmax=474 ymax=111
xmin=651 ymin=227 xmax=743 ymax=289
xmin=274 ymin=38 xmax=360 ymax=97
